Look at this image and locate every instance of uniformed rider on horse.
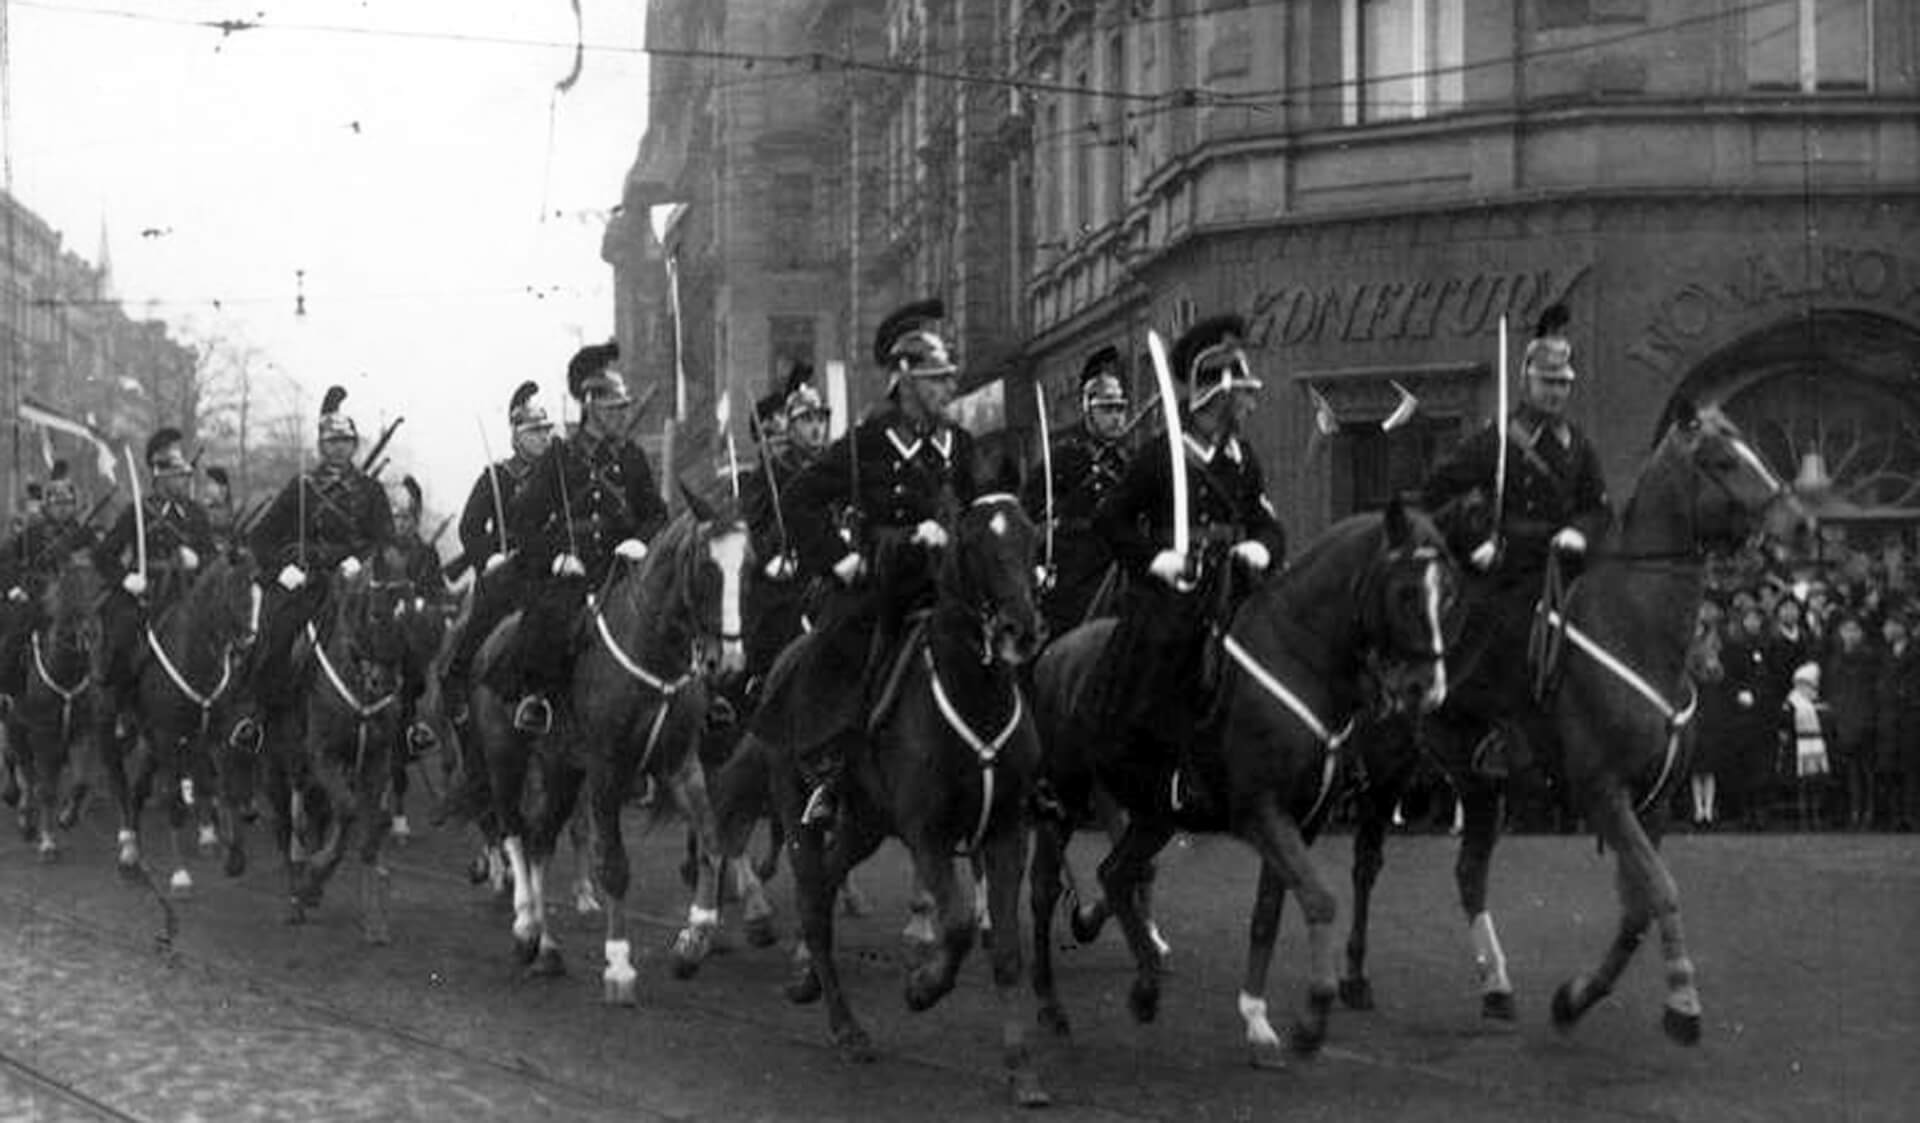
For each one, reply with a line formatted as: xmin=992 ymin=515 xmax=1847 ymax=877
xmin=1026 ymin=344 xmax=1132 ymax=638
xmin=1092 ymin=314 xmax=1287 ymax=818
xmin=0 ymin=462 xmax=101 ymax=713
xmin=438 ymin=379 xmax=557 ymax=724
xmin=235 ymin=386 xmax=395 ymax=746
xmin=494 ymin=341 xmax=669 ymax=735
xmin=93 ymin=427 xmax=216 ymax=741
xmin=382 ymin=474 xmax=448 ymax=754
xmin=1420 ymin=302 xmax=1610 ymax=776
xmin=749 ymin=298 xmax=978 ymax=827
xmin=741 ymin=362 xmax=832 ymax=690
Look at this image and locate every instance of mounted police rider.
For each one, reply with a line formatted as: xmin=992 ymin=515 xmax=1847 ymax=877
xmin=497 ymin=342 xmax=669 ymax=734
xmin=741 ymin=363 xmax=831 ymax=690
xmin=0 ymin=462 xmax=100 ymax=712
xmin=750 ymin=298 xmax=978 ymax=827
xmin=1421 ymin=302 xmax=1610 ymax=776
xmin=237 ymin=386 xmax=394 ymax=743
xmin=1093 ymin=314 xmax=1286 ymax=817
xmin=203 ymin=465 xmax=239 ymax=550
xmin=439 ymin=380 xmax=556 ymax=721
xmin=93 ymin=428 xmax=215 ymax=741
xmin=1026 ymin=344 xmax=1132 ymax=638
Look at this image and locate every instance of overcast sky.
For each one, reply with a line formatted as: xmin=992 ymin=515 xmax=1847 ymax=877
xmin=10 ymin=0 xmax=651 ymax=520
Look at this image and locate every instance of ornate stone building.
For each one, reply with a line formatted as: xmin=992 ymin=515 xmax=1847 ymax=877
xmin=1014 ymin=0 xmax=1920 ymax=539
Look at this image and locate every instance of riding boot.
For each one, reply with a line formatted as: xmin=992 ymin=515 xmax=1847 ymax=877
xmin=799 ymin=740 xmax=845 ymax=828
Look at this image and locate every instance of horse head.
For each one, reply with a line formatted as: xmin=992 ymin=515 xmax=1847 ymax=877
xmin=183 ymin=545 xmax=262 ymax=652
xmin=1648 ymin=399 xmax=1813 ymax=555
xmin=1355 ymin=496 xmax=1457 ymax=715
xmin=42 ymin=551 xmax=104 ymax=659
xmin=943 ymin=492 xmax=1045 ymax=666
xmin=330 ymin=562 xmax=409 ymax=673
xmin=669 ymin=488 xmax=752 ymax=680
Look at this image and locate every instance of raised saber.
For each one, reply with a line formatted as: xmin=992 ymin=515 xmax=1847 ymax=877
xmin=123 ymin=446 xmax=148 ymax=588
xmin=475 ymin=418 xmax=509 ymax=558
xmin=1145 ymin=330 xmax=1191 ymax=584
xmin=1033 ymin=381 xmax=1055 ymax=576
xmin=1493 ymin=314 xmax=1510 ymax=546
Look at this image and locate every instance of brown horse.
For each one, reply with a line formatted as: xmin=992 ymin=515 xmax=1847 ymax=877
xmin=743 ymin=492 xmax=1050 ymax=1105
xmin=104 ymin=547 xmax=259 ymax=891
xmin=466 ymin=505 xmax=751 ymax=985
xmin=1027 ymin=498 xmax=1455 ymax=1068
xmin=9 ymin=554 xmax=103 ymax=862
xmin=1343 ymin=401 xmax=1802 ymax=1040
xmin=265 ymin=564 xmax=419 ymax=941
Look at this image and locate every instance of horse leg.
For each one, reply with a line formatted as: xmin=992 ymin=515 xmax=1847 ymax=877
xmin=97 ymin=721 xmax=141 ymax=874
xmin=520 ymin=759 xmax=581 ymax=978
xmin=357 ymin=741 xmax=395 ymax=946
xmin=1552 ymin=784 xmax=1701 ymax=1044
xmin=1237 ymin=860 xmax=1291 ymax=1069
xmin=733 ymin=855 xmax=778 ymax=948
xmin=588 ymin=756 xmax=642 ymax=1005
xmin=24 ymin=729 xmax=59 ymax=861
xmin=1242 ymin=794 xmax=1339 ymax=1058
xmin=188 ymin=733 xmax=222 ymax=860
xmin=1028 ymin=813 xmax=1073 ymax=1037
xmin=1063 ymin=786 xmax=1120 ymax=946
xmin=667 ymin=755 xmax=724 ymax=979
xmin=782 ymin=789 xmax=873 ymax=1060
xmin=1455 ymin=774 xmax=1515 ymax=1020
xmin=982 ymin=821 xmax=1048 ymax=1108
xmin=388 ymin=738 xmax=412 ymax=844
xmin=568 ymin=810 xmax=599 ymax=914
xmin=1342 ymin=765 xmax=1399 ymax=1011
xmin=903 ymin=846 xmax=971 ymax=1013
xmin=902 ymin=873 xmax=937 ymax=951
xmin=159 ymin=739 xmax=197 ymax=897
xmin=1097 ymin=815 xmax=1176 ymax=1024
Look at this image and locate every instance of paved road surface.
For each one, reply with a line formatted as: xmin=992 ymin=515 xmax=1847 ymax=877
xmin=3 ymin=803 xmax=1916 ymax=1122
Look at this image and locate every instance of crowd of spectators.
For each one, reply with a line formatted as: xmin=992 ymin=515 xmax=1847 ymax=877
xmin=1684 ymin=536 xmax=1920 ymax=832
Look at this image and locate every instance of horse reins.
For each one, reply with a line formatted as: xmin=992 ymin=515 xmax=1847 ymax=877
xmin=306 ymin=620 xmax=400 ymax=778
xmin=924 ymin=644 xmax=1024 ymax=855
xmin=144 ymin=626 xmax=235 ymax=738
xmin=30 ymin=631 xmax=92 ymax=746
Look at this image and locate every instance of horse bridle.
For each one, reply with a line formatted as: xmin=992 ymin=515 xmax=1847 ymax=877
xmin=953 ymin=494 xmax=1036 ymax=665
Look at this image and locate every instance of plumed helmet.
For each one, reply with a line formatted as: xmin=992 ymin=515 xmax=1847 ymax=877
xmin=509 ymin=380 xmax=553 ymax=434
xmin=566 ymin=340 xmax=630 ymax=405
xmin=1079 ymin=345 xmax=1127 ymax=411
xmin=317 ymin=386 xmax=358 ymax=442
xmin=874 ymin=299 xmax=957 ymax=381
xmin=752 ymin=387 xmax=787 ymax=435
xmin=44 ymin=459 xmax=78 ymax=503
xmin=783 ymin=361 xmax=827 ymax=421
xmin=145 ymin=426 xmax=193 ymax=477
xmin=391 ymin=475 xmax=423 ymax=519
xmin=1171 ymin=314 xmax=1262 ymax=410
xmin=1524 ymin=303 xmax=1575 ymax=383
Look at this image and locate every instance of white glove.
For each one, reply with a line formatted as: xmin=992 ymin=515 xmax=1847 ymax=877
xmin=177 ymin=545 xmax=200 ymax=572
xmin=1035 ymin=565 xmax=1056 ymax=593
xmin=1231 ymin=540 xmax=1271 ymax=572
xmin=832 ymin=552 xmax=865 ymax=586
xmin=552 ymin=553 xmax=586 ymax=578
xmin=1469 ymin=539 xmax=1498 ymax=571
xmin=338 ymin=557 xmax=363 ymax=580
xmin=1551 ymin=527 xmax=1588 ymax=555
xmin=763 ymin=554 xmax=797 ymax=581
xmin=482 ymin=552 xmax=508 ymax=575
xmin=614 ymin=538 xmax=648 ymax=563
xmin=1148 ymin=549 xmax=1189 ymax=587
xmin=911 ymin=520 xmax=949 ymax=550
xmin=1736 ymin=689 xmax=1754 ymax=709
xmin=122 ymin=573 xmax=148 ymax=596
xmin=277 ymin=564 xmax=307 ymax=591
xmin=5 ymin=586 xmax=25 ymax=604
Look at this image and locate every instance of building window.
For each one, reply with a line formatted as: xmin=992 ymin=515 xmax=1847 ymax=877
xmin=1342 ymin=0 xmax=1464 ymax=124
xmin=768 ymin=316 xmax=816 ymax=385
xmin=1332 ymin=416 xmax=1461 ymax=518
xmin=1041 ymin=100 xmax=1061 ymax=241
xmin=1747 ymin=0 xmax=1871 ymax=92
xmin=1106 ymin=32 xmax=1127 ymax=223
xmin=768 ymin=173 xmax=813 ymax=270
xmin=1072 ymin=71 xmax=1093 ymax=236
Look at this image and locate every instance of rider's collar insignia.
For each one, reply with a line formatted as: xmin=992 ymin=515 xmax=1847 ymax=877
xmin=885 ymin=426 xmax=952 ymax=463
xmin=1184 ymin=433 xmax=1241 ymax=464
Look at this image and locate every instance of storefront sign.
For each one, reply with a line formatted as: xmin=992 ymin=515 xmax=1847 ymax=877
xmin=1628 ymin=247 xmax=1920 ymax=376
xmin=1247 ymin=265 xmax=1590 ymax=348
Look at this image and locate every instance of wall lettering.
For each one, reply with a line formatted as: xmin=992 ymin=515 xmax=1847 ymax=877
xmin=1247 ymin=266 xmax=1588 ymax=349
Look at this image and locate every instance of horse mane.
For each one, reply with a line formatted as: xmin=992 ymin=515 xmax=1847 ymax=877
xmin=614 ymin=510 xmax=705 ymax=619
xmin=1617 ymin=402 xmax=1740 ymax=533
xmin=42 ymin=558 xmax=100 ymax=624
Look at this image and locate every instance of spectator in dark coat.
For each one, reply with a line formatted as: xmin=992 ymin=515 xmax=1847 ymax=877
xmin=1821 ymin=614 xmax=1878 ymax=830
xmin=1875 ymin=612 xmax=1920 ymax=830
xmin=1722 ymin=605 xmax=1775 ymax=828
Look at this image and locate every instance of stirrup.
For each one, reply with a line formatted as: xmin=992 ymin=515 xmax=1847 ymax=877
xmin=801 ymin=782 xmax=837 ymax=828
xmin=513 ymin=695 xmax=554 ymax=735
xmin=228 ymin=717 xmax=263 ymax=754
xmin=405 ymin=721 xmax=438 ymax=758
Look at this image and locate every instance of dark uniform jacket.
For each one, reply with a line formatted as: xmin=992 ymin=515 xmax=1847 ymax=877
xmin=1025 ymin=427 xmax=1129 ymax=632
xmin=249 ymin=462 xmax=394 ymax=574
xmin=787 ymin=408 xmax=978 ymax=579
xmin=1423 ymin=407 xmax=1610 ymax=574
xmin=2 ymin=517 xmax=101 ymax=600
xmin=456 ymin=455 xmax=538 ymax=574
xmin=1096 ymin=432 xmax=1286 ymax=582
xmin=95 ymin=496 xmax=215 ymax=586
xmin=508 ymin=428 xmax=669 ymax=581
xmin=740 ymin=444 xmax=821 ymax=677
xmin=382 ymin=533 xmax=448 ymax=597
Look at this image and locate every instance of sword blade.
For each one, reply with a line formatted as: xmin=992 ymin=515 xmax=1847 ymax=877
xmin=1145 ymin=330 xmax=1189 ymax=562
xmin=1033 ymin=381 xmax=1055 ymax=570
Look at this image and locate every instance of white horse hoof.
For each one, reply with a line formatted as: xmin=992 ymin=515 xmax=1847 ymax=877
xmin=197 ymin=823 xmax=221 ymax=854
xmin=573 ymin=886 xmax=601 ymax=915
xmin=1148 ymin=923 xmax=1172 ymax=959
xmin=390 ymin=815 xmax=412 ymax=842
xmin=603 ymin=968 xmax=638 ymax=1005
xmin=169 ymin=869 xmax=194 ymax=896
